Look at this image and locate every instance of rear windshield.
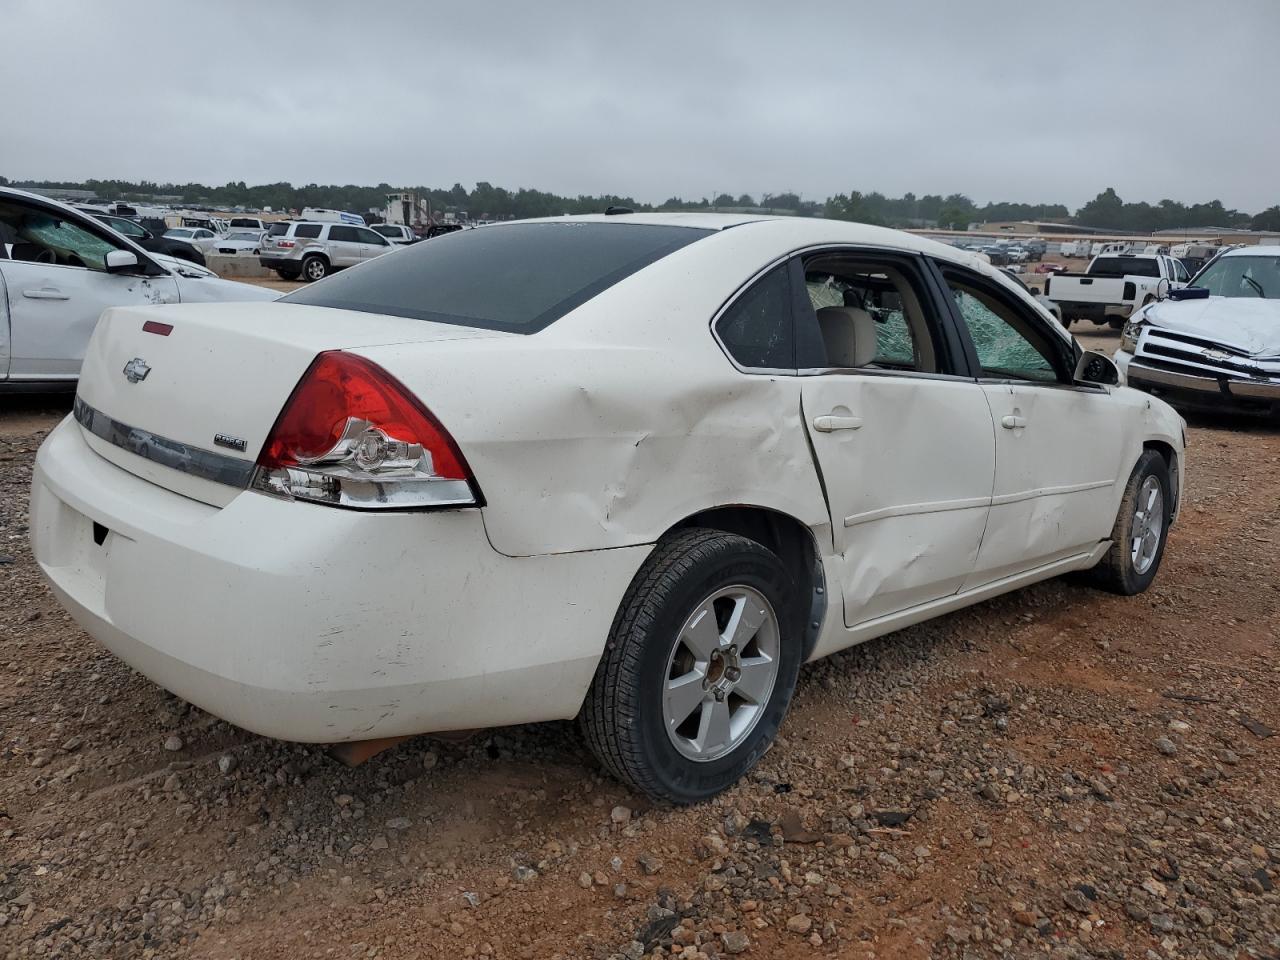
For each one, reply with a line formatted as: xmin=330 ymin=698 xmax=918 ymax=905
xmin=283 ymin=221 xmax=713 ymax=332
xmin=372 ymin=224 xmax=400 ymax=236
xmin=1089 ymin=256 xmax=1161 ymax=278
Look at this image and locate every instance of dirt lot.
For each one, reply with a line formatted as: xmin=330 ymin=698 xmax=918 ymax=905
xmin=1 ymin=328 xmax=1277 ymax=959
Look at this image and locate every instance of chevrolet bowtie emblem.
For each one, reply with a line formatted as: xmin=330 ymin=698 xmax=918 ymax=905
xmin=122 ymin=357 xmax=151 ymax=384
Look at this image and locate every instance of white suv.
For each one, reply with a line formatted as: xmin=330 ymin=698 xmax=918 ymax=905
xmin=259 ymin=221 xmax=394 ymax=281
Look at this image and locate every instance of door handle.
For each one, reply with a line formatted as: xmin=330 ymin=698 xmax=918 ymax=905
xmin=1001 ymin=415 xmax=1027 ymax=429
xmin=23 ymin=287 xmax=70 ymax=300
xmin=813 ymin=415 xmax=864 ymax=432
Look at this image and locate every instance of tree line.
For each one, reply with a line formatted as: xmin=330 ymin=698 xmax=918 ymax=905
xmin=3 ymin=175 xmax=1276 ymax=233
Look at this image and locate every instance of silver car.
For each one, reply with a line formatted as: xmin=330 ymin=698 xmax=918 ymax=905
xmin=258 ymin=221 xmax=394 ymax=281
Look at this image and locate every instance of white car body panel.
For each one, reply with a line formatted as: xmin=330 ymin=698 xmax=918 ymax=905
xmin=30 ymin=214 xmax=1187 ymax=744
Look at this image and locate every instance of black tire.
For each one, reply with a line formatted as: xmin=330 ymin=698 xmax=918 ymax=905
xmin=580 ymin=528 xmax=803 ymax=804
xmin=1081 ymin=450 xmax=1171 ymax=595
xmin=275 ymin=269 xmax=301 ymax=281
xmin=301 ymin=255 xmax=328 ymax=282
xmin=1108 ymin=317 xmax=1125 ymax=330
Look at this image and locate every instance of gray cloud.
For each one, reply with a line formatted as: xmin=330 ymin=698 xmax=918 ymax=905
xmin=2 ymin=0 xmax=1277 ymax=211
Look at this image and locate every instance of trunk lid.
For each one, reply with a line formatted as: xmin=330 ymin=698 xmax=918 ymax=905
xmin=76 ymin=301 xmax=509 ymax=505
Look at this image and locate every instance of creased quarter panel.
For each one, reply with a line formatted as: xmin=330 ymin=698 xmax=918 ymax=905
xmin=356 ymin=338 xmax=830 ymax=557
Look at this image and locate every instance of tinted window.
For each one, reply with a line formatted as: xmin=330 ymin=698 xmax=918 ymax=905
xmin=356 ymin=227 xmax=388 ymax=245
xmin=328 ymin=226 xmax=359 ymax=242
xmin=372 ymin=225 xmax=400 ymax=237
xmin=716 ymin=264 xmax=794 ymax=370
xmin=1089 ymin=257 xmax=1161 ymax=278
xmin=230 ymin=218 xmax=257 ymax=227
xmin=294 ymin=224 xmax=321 ymax=239
xmin=283 ymin=222 xmax=711 ymax=333
xmin=267 ymin=223 xmax=290 ymax=237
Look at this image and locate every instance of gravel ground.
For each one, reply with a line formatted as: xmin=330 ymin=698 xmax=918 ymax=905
xmin=1 ymin=329 xmax=1277 ymax=959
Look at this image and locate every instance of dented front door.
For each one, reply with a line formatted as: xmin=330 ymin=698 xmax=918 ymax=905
xmin=3 ymin=260 xmax=179 ymax=382
xmin=802 ymin=373 xmax=995 ymax=626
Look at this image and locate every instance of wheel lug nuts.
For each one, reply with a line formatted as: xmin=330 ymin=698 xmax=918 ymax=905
xmin=713 ymin=689 xmax=726 ymax=702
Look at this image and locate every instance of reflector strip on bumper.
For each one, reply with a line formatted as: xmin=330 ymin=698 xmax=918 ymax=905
xmin=73 ymin=396 xmax=255 ymax=488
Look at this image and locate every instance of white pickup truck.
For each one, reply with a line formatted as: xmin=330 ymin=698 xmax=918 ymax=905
xmin=1043 ymin=253 xmax=1191 ymax=328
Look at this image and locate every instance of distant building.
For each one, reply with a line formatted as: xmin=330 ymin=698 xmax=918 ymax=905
xmin=969 ymin=220 xmax=1107 ymax=235
xmin=15 ymin=186 xmax=97 ymax=202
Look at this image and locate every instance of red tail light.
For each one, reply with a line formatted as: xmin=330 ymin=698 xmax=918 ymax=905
xmin=278 ymin=240 xmax=296 ymax=248
xmin=252 ymin=351 xmax=479 ymax=510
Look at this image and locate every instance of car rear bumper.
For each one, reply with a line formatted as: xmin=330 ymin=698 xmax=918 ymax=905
xmin=31 ymin=416 xmax=648 ymax=742
xmin=1056 ymin=301 xmax=1132 ymax=322
xmin=1118 ymin=355 xmax=1280 ymax=415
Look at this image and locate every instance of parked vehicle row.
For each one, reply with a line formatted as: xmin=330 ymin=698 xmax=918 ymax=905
xmin=29 ymin=213 xmax=1184 ymax=803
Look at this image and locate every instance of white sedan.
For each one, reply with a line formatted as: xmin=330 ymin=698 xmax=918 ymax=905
xmin=162 ymin=227 xmax=220 ymax=254
xmin=212 ymin=230 xmax=267 ymax=256
xmin=31 ymin=214 xmax=1185 ymax=802
xmin=0 ymin=187 xmax=279 ymax=389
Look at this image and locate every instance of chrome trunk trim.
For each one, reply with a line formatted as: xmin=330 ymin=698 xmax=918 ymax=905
xmin=73 ymin=396 xmax=255 ymax=488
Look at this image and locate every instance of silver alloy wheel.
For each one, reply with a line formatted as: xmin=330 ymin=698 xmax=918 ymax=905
xmin=305 ymin=258 xmax=326 ymax=280
xmin=662 ymin=585 xmax=780 ymax=763
xmin=1131 ymin=475 xmax=1164 ymax=575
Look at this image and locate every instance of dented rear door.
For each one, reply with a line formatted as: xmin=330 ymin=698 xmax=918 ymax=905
xmin=4 ymin=259 xmax=178 ymax=382
xmin=802 ymin=373 xmax=995 ymax=626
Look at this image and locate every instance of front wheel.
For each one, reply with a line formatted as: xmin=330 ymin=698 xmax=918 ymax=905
xmin=581 ymin=528 xmax=802 ymax=804
xmin=1082 ymin=450 xmax=1171 ymax=595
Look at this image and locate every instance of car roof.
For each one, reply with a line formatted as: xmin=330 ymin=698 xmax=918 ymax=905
xmin=1221 ymin=245 xmax=1280 ymax=257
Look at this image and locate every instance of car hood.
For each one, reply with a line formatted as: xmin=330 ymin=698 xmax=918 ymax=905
xmin=153 ymin=253 xmax=216 ymax=278
xmin=1141 ymin=296 xmax=1280 ymax=357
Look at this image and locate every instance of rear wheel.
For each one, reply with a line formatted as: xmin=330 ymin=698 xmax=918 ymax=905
xmin=581 ymin=528 xmax=802 ymax=804
xmin=301 ymin=255 xmax=328 ymax=282
xmin=1081 ymin=450 xmax=1171 ymax=595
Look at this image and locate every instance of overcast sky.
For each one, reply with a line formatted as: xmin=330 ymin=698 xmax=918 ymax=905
xmin=3 ymin=0 xmax=1277 ymax=211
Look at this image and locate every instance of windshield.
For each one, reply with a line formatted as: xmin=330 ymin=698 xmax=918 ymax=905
xmin=283 ymin=221 xmax=713 ymax=333
xmin=166 ymin=229 xmax=193 ymax=239
xmin=1089 ymin=257 xmax=1161 ymax=278
xmin=1189 ymin=255 xmax=1280 ymax=299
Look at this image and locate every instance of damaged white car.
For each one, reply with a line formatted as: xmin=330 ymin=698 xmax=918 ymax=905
xmin=0 ymin=187 xmax=278 ymax=390
xmin=1116 ymin=245 xmax=1280 ymax=418
xmin=31 ymin=214 xmax=1185 ymax=802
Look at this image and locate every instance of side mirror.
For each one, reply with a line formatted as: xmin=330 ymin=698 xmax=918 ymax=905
xmin=1156 ymin=277 xmax=1171 ymax=299
xmin=1167 ymin=286 xmax=1210 ymax=301
xmin=105 ymin=249 xmax=140 ymax=274
xmin=1074 ymin=350 xmax=1122 ymax=387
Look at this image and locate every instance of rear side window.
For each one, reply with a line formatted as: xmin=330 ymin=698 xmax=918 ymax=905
xmin=283 ymin=222 xmax=712 ymax=333
xmin=1089 ymin=257 xmax=1161 ymax=278
xmin=267 ymin=223 xmax=289 ymax=237
xmin=715 ymin=263 xmax=794 ymax=370
xmin=294 ymin=224 xmax=321 ymax=239
xmin=328 ymin=226 xmax=359 ymax=242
